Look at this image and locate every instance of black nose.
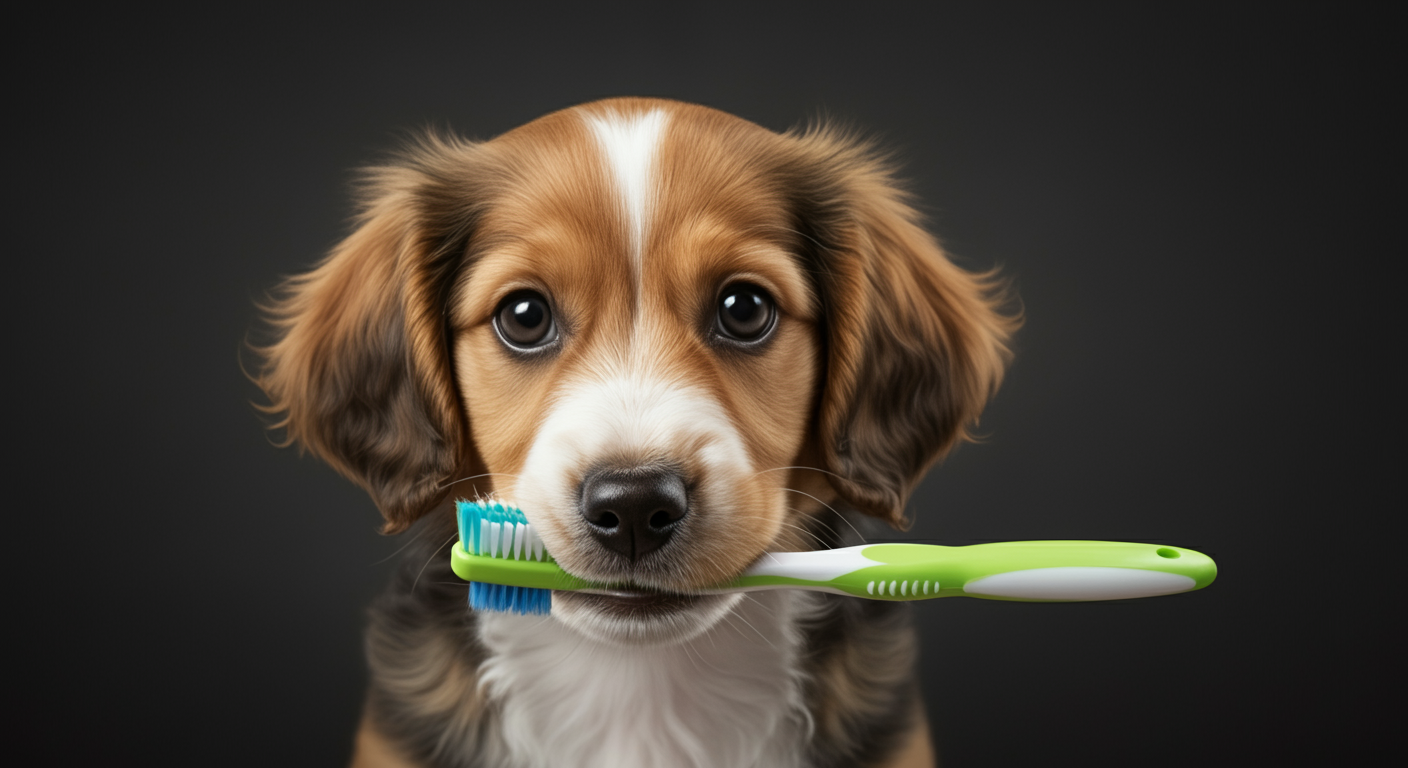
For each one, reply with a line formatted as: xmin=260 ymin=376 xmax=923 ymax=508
xmin=579 ymin=467 xmax=689 ymax=563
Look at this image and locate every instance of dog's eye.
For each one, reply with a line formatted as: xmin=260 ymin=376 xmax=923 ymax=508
xmin=716 ymin=284 xmax=775 ymax=342
xmin=494 ymin=291 xmax=557 ymax=350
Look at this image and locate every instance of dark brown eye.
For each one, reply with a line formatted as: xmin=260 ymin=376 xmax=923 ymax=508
xmin=494 ymin=291 xmax=556 ymax=350
xmin=716 ymin=284 xmax=775 ymax=342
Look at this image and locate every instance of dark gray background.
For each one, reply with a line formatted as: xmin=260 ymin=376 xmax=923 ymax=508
xmin=15 ymin=4 xmax=1394 ymax=766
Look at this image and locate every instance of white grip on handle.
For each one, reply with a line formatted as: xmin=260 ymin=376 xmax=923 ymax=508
xmin=962 ymin=567 xmax=1197 ymax=600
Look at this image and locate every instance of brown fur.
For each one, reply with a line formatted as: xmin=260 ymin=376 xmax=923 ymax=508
xmin=255 ymin=98 xmax=1016 ymax=767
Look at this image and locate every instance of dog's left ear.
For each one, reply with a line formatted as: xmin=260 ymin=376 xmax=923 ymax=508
xmin=782 ymin=131 xmax=1019 ymax=528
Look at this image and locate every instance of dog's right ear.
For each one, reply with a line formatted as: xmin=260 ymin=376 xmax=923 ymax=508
xmin=253 ymin=135 xmax=491 ymax=533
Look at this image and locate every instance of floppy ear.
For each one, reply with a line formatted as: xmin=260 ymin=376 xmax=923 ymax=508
xmin=254 ymin=136 xmax=490 ymax=533
xmin=782 ymin=129 xmax=1019 ymax=528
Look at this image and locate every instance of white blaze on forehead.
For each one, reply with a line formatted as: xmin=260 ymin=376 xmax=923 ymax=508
xmin=584 ymin=109 xmax=668 ymax=282
xmin=515 ymin=374 xmax=752 ymax=518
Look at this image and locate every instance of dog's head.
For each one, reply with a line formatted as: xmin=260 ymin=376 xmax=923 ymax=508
xmin=257 ymin=98 xmax=1015 ymax=645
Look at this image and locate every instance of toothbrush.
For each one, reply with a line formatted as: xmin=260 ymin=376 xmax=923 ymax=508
xmin=451 ymin=500 xmax=1218 ymax=615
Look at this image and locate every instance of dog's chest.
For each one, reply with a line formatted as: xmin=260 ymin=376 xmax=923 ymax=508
xmin=476 ymin=591 xmax=812 ymax=768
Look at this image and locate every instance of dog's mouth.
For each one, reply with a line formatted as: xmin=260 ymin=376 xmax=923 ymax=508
xmin=550 ymin=584 xmax=740 ymax=646
xmin=556 ymin=585 xmax=709 ymax=617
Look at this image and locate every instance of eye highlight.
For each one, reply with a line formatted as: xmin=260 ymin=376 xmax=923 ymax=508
xmin=494 ymin=290 xmax=557 ymax=351
xmin=715 ymin=283 xmax=776 ymax=343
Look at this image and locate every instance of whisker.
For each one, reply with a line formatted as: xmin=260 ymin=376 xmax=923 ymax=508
xmin=686 ymin=623 xmax=752 ymax=678
xmin=523 ymin=611 xmax=557 ymax=634
xmin=779 ymin=505 xmax=843 ymax=539
xmin=411 ymin=532 xmax=459 ymax=593
xmin=717 ymin=610 xmax=756 ymax=645
xmin=726 ymin=599 xmax=778 ymax=649
xmin=371 ymin=515 xmax=448 ymax=566
xmin=436 ymin=472 xmax=521 ymax=492
xmin=552 ymin=623 xmax=591 ymax=666
xmin=781 ymin=488 xmax=867 ymax=542
xmin=751 ymin=465 xmax=853 ymax=483
xmin=723 ymin=513 xmax=834 ymax=549
xmin=738 ymin=592 xmax=780 ymax=615
xmin=679 ymin=636 xmax=711 ymax=677
xmin=786 ymin=507 xmax=846 ymax=546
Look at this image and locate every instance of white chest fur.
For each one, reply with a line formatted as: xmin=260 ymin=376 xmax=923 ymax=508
xmin=476 ymin=591 xmax=813 ymax=768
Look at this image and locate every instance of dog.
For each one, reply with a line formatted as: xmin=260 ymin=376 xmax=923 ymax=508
xmin=256 ymin=98 xmax=1015 ymax=768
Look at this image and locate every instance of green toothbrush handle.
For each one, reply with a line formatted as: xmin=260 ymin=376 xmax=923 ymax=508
xmin=450 ymin=544 xmax=594 ymax=591
xmin=726 ymin=541 xmax=1217 ymax=601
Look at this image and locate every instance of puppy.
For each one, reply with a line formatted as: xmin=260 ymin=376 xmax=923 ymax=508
xmin=256 ymin=98 xmax=1015 ymax=768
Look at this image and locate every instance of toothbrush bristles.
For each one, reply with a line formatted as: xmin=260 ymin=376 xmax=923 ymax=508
xmin=456 ymin=499 xmax=553 ymax=616
xmin=469 ymin=581 xmax=552 ymax=615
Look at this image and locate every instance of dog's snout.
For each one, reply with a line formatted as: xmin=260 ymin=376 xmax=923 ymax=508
xmin=580 ymin=467 xmax=688 ymax=563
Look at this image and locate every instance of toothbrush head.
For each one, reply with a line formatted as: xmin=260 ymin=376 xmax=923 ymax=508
xmin=455 ymin=499 xmax=553 ymax=615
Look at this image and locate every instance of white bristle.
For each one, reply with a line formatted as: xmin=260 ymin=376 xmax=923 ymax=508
xmin=462 ymin=503 xmax=551 ymax=562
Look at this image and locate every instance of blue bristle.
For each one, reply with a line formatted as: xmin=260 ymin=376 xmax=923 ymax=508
xmin=457 ymin=499 xmax=553 ymax=616
xmin=469 ymin=582 xmax=552 ymax=616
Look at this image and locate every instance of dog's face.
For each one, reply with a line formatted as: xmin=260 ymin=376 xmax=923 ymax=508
xmin=257 ymin=98 xmax=1014 ymax=646
xmin=451 ymin=106 xmax=823 ymax=643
